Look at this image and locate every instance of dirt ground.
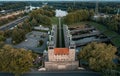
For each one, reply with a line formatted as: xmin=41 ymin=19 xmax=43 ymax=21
xmin=0 ymin=11 xmax=24 ymax=19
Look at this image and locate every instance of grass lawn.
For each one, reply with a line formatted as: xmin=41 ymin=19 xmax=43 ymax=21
xmin=87 ymin=22 xmax=120 ymax=47
xmin=51 ymin=17 xmax=58 ymax=25
xmin=104 ymin=30 xmax=118 ymax=37
xmin=88 ymin=22 xmax=107 ymax=32
xmin=111 ymin=37 xmax=120 ymax=47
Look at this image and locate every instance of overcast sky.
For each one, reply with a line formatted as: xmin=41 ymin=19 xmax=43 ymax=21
xmin=0 ymin=0 xmax=119 ymax=1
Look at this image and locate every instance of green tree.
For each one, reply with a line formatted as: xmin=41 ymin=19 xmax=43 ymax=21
xmin=78 ymin=42 xmax=117 ymax=71
xmin=31 ymin=18 xmax=38 ymax=26
xmin=0 ymin=35 xmax=5 ymax=41
xmin=4 ymin=30 xmax=12 ymax=38
xmin=67 ymin=7 xmax=73 ymax=13
xmin=0 ymin=41 xmax=5 ymax=48
xmin=64 ymin=9 xmax=92 ymax=25
xmin=0 ymin=31 xmax=6 ymax=41
xmin=0 ymin=45 xmax=38 ymax=76
xmin=12 ymin=28 xmax=26 ymax=44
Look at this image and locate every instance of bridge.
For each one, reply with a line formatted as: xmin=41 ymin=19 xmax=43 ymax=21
xmin=75 ymin=38 xmax=109 ymax=47
xmin=70 ymin=27 xmax=95 ymax=35
xmin=72 ymin=31 xmax=101 ymax=40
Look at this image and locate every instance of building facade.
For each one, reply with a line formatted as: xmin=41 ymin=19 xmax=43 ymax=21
xmin=45 ymin=25 xmax=78 ymax=71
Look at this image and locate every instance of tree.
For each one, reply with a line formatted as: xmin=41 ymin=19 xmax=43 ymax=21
xmin=0 ymin=45 xmax=38 ymax=76
xmin=67 ymin=7 xmax=73 ymax=13
xmin=12 ymin=28 xmax=26 ymax=44
xmin=0 ymin=41 xmax=5 ymax=48
xmin=64 ymin=13 xmax=75 ymax=25
xmin=0 ymin=35 xmax=5 ymax=41
xmin=31 ymin=18 xmax=38 ymax=26
xmin=64 ymin=9 xmax=93 ymax=25
xmin=78 ymin=42 xmax=117 ymax=71
xmin=29 ymin=8 xmax=53 ymax=27
xmin=0 ymin=31 xmax=5 ymax=41
xmin=4 ymin=30 xmax=12 ymax=38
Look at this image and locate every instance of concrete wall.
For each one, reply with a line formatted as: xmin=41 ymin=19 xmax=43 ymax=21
xmin=48 ymin=49 xmax=54 ymax=61
xmin=69 ymin=48 xmax=75 ymax=61
xmin=45 ymin=61 xmax=79 ymax=71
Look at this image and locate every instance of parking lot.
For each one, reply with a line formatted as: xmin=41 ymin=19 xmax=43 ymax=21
xmin=14 ymin=31 xmax=48 ymax=53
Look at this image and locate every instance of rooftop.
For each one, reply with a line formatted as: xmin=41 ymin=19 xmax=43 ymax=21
xmin=54 ymin=48 xmax=69 ymax=55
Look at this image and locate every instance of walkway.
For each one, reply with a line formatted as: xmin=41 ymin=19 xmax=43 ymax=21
xmin=70 ymin=27 xmax=95 ymax=35
xmin=75 ymin=38 xmax=109 ymax=47
xmin=72 ymin=31 xmax=101 ymax=40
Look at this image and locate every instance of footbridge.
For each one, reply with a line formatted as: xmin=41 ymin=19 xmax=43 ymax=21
xmin=72 ymin=31 xmax=101 ymax=40
xmin=70 ymin=27 xmax=95 ymax=35
xmin=75 ymin=38 xmax=109 ymax=47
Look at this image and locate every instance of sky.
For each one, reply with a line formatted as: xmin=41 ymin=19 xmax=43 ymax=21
xmin=0 ymin=0 xmax=119 ymax=2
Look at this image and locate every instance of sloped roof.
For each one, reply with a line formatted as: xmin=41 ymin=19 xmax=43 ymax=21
xmin=54 ymin=48 xmax=69 ymax=55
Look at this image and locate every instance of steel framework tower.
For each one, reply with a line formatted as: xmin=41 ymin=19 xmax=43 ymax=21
xmin=74 ymin=0 xmax=76 ymax=8
xmin=95 ymin=0 xmax=99 ymax=15
xmin=117 ymin=9 xmax=120 ymax=15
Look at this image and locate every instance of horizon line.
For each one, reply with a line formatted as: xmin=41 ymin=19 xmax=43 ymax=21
xmin=0 ymin=0 xmax=120 ymax=2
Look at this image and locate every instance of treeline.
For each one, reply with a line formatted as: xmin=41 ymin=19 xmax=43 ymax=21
xmin=29 ymin=6 xmax=55 ymax=26
xmin=51 ymin=2 xmax=120 ymax=14
xmin=64 ymin=9 xmax=94 ymax=25
xmin=96 ymin=14 xmax=120 ymax=34
xmin=11 ymin=18 xmax=33 ymax=44
xmin=0 ymin=45 xmax=38 ymax=76
xmin=78 ymin=42 xmax=117 ymax=74
xmin=0 ymin=2 xmax=28 ymax=11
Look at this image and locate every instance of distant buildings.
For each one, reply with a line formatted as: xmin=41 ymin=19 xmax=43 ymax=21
xmin=34 ymin=25 xmax=49 ymax=31
xmin=0 ymin=9 xmax=14 ymax=14
xmin=25 ymin=5 xmax=40 ymax=13
xmin=93 ymin=13 xmax=109 ymax=19
xmin=93 ymin=0 xmax=109 ymax=20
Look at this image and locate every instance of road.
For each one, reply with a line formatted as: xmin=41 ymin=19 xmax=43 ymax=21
xmin=0 ymin=71 xmax=102 ymax=76
xmin=0 ymin=16 xmax=29 ymax=31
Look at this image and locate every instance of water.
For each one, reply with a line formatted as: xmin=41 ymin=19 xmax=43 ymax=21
xmin=55 ymin=9 xmax=68 ymax=17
